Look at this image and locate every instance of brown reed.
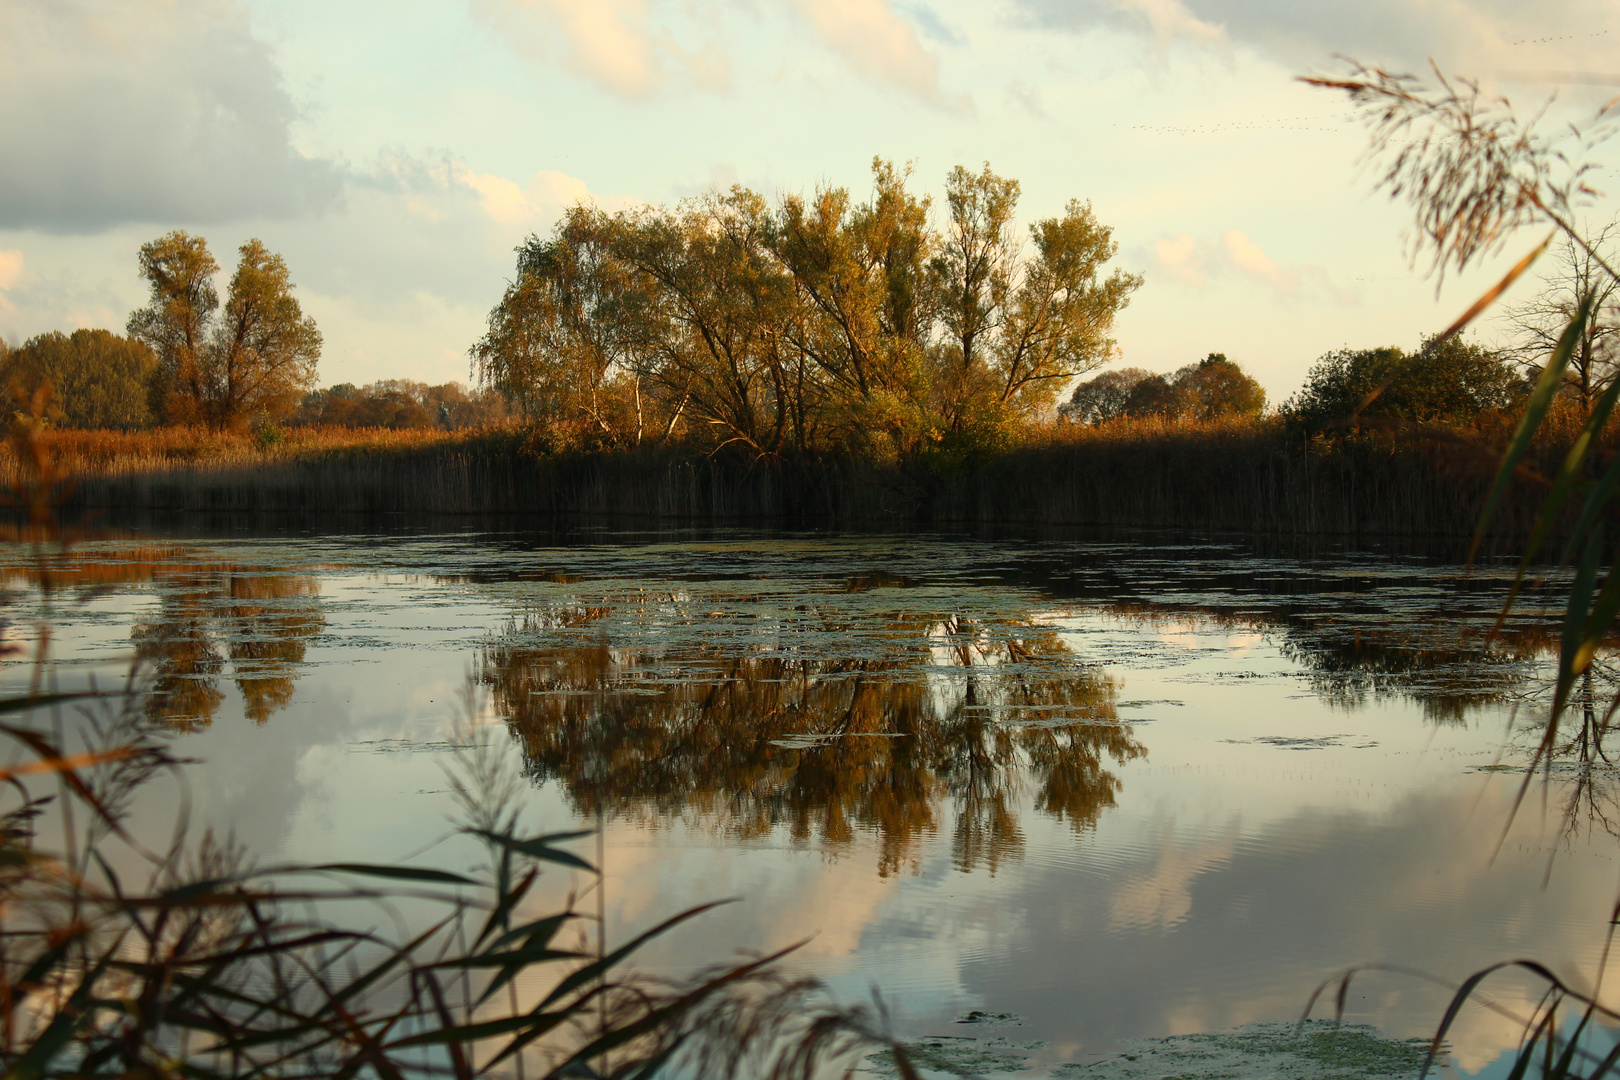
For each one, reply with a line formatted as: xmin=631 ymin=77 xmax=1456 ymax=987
xmin=7 ymin=414 xmax=1609 ymax=544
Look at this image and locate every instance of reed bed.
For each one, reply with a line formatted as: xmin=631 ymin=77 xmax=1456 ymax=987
xmin=9 ymin=414 xmax=1610 ymax=542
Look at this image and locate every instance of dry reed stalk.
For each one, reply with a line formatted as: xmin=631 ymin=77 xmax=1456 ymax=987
xmin=7 ymin=417 xmax=1611 ymax=543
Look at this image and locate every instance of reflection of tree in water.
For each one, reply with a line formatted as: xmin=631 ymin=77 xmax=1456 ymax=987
xmin=133 ymin=571 xmax=325 ymax=729
xmin=1276 ymin=627 xmax=1537 ymax=725
xmin=481 ymin=613 xmax=1142 ymax=876
xmin=1493 ymin=664 xmax=1620 ymax=844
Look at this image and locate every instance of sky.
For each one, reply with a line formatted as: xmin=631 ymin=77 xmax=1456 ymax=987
xmin=2 ymin=0 xmax=1619 ymax=404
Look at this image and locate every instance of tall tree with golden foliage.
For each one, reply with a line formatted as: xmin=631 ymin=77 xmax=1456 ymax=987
xmin=128 ymin=232 xmax=321 ymax=430
xmin=472 ymin=159 xmax=1141 ymax=462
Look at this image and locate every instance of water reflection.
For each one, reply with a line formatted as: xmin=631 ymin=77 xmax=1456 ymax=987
xmin=0 ymin=547 xmax=325 ymax=728
xmin=480 ymin=613 xmax=1143 ymax=876
xmin=134 ymin=571 xmax=324 ymax=728
xmin=1102 ymin=599 xmax=1546 ymax=724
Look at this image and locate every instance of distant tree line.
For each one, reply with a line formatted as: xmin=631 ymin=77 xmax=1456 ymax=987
xmin=1 ymin=188 xmax=1612 ymax=447
xmin=292 ymin=380 xmax=507 ymax=430
xmin=1058 ymin=336 xmax=1524 ymax=432
xmin=1060 ymin=354 xmax=1266 ymax=424
xmin=0 ymin=233 xmax=496 ymax=434
xmin=471 ymin=159 xmax=1143 ymax=460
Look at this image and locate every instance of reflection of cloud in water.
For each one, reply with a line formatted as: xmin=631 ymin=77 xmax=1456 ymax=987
xmin=948 ymin=783 xmax=1617 ymax=1072
xmin=1108 ymin=816 xmax=1239 ymax=933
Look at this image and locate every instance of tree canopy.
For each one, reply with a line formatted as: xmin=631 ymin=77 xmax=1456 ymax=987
xmin=128 ymin=232 xmax=321 ymax=429
xmin=0 ymin=329 xmax=160 ymax=429
xmin=1062 ymin=354 xmax=1265 ymax=424
xmin=1283 ymin=337 xmax=1521 ymax=431
xmin=472 ymin=159 xmax=1142 ymax=459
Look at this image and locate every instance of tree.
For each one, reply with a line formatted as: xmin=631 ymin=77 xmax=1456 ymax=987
xmin=126 ymin=231 xmax=218 ymax=423
xmin=1502 ymin=223 xmax=1620 ymax=405
xmin=995 ymin=199 xmax=1143 ymax=414
xmin=929 ymin=166 xmax=1142 ymax=430
xmin=128 ymin=232 xmax=320 ymax=429
xmin=209 ymin=240 xmax=323 ymax=427
xmin=1122 ymin=373 xmax=1184 ymax=418
xmin=1 ymin=329 xmax=159 ymax=429
xmin=473 ymin=208 xmax=656 ymax=449
xmin=1060 ymin=366 xmax=1152 ymax=423
xmin=471 ymin=160 xmax=1140 ymax=458
xmin=1174 ymin=353 xmax=1266 ymax=420
xmin=1283 ymin=337 xmax=1519 ymax=430
xmin=931 ymin=164 xmax=1021 ymax=431
xmin=1066 ymin=355 xmax=1264 ymax=424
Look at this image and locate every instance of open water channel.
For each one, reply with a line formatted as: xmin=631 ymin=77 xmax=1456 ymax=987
xmin=2 ymin=526 xmax=1616 ymax=1077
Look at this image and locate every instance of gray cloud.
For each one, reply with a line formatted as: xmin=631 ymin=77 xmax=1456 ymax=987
xmin=0 ymin=0 xmax=340 ymax=234
xmin=1011 ymin=0 xmax=1620 ymax=75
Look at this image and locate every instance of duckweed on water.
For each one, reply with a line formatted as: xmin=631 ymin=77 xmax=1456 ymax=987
xmin=864 ymin=1020 xmax=1432 ymax=1079
xmin=1062 ymin=1022 xmax=1434 ymax=1080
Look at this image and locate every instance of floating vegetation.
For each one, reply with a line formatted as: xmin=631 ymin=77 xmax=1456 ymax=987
xmin=1059 ymin=1022 xmax=1435 ymax=1080
xmin=1224 ymin=735 xmax=1379 ymax=750
xmin=863 ymin=1019 xmax=1432 ymax=1079
xmin=863 ymin=1012 xmax=1042 ymax=1077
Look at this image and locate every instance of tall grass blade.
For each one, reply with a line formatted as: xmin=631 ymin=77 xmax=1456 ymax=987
xmin=1468 ymin=295 xmax=1592 ymax=567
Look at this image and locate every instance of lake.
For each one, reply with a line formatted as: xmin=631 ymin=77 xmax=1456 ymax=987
xmin=3 ymin=526 xmax=1614 ymax=1077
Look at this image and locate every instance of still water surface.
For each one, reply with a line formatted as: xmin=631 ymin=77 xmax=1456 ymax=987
xmin=4 ymin=529 xmax=1616 ymax=1075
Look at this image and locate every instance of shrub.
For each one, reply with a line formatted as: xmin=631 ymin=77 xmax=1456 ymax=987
xmin=1284 ymin=337 xmax=1522 ymax=431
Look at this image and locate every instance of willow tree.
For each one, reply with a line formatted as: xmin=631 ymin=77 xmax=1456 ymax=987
xmin=472 ymin=208 xmax=657 ymax=449
xmin=774 ymin=159 xmax=936 ymax=455
xmin=472 ymin=160 xmax=1141 ymax=459
xmin=606 ymin=188 xmax=817 ymax=455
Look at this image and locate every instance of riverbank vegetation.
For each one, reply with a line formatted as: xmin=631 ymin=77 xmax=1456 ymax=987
xmin=1 ymin=156 xmax=1614 ymax=541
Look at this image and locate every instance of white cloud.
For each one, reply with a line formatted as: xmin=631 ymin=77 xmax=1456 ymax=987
xmin=1148 ymin=229 xmax=1357 ymax=303
xmin=788 ymin=0 xmax=944 ymax=102
xmin=1112 ymin=0 xmax=1225 ymax=48
xmin=469 ymin=0 xmax=729 ymax=99
xmin=0 ymin=0 xmax=339 ymax=233
xmin=1221 ymin=229 xmax=1290 ymax=294
xmin=0 ymin=251 xmax=22 ymax=293
xmin=1152 ymin=232 xmax=1206 ymax=287
xmin=1013 ymin=0 xmax=1620 ymax=75
xmin=457 ymin=168 xmax=594 ymax=227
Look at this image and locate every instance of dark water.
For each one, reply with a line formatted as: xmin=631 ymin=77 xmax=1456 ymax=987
xmin=2 ymin=529 xmax=1614 ymax=1076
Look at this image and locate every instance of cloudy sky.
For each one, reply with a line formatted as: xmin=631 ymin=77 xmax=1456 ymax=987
xmin=2 ymin=0 xmax=1618 ymax=402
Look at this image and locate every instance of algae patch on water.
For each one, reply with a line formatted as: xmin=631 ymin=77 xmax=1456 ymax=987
xmin=1061 ymin=1022 xmax=1433 ymax=1080
xmin=864 ymin=1020 xmax=1432 ymax=1079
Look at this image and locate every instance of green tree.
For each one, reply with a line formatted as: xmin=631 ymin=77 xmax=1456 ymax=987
xmin=471 ymin=160 xmax=1140 ymax=458
xmin=1060 ymin=366 xmax=1152 ymax=423
xmin=128 ymin=232 xmax=320 ymax=429
xmin=774 ymin=159 xmax=936 ymax=455
xmin=1072 ymin=354 xmax=1264 ymax=424
xmin=1122 ymin=373 xmax=1184 ymax=418
xmin=931 ymin=164 xmax=1021 ymax=431
xmin=209 ymin=240 xmax=322 ymax=427
xmin=1174 ymin=353 xmax=1266 ymax=420
xmin=995 ymin=200 xmax=1143 ymax=414
xmin=472 ymin=208 xmax=653 ymax=448
xmin=1 ymin=329 xmax=160 ymax=429
xmin=1284 ymin=338 xmax=1519 ymax=430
